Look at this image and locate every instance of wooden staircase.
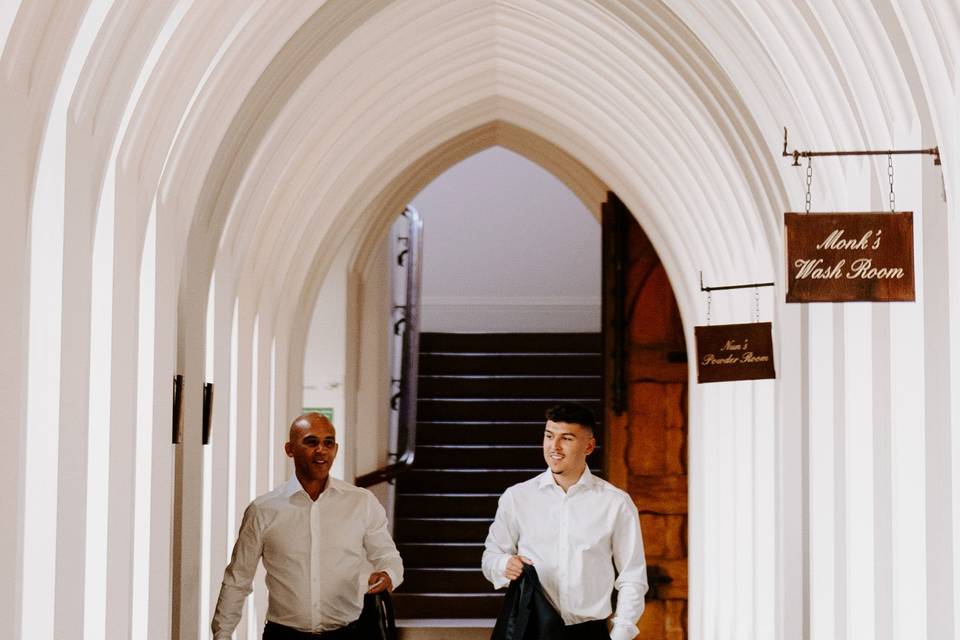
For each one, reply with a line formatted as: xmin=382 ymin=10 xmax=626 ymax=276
xmin=392 ymin=332 xmax=603 ymax=621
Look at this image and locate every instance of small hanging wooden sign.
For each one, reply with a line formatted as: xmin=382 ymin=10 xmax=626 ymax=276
xmin=694 ymin=322 xmax=776 ymax=384
xmin=785 ymin=212 xmax=915 ymax=302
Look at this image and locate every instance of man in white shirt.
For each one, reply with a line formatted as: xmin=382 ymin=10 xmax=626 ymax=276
xmin=482 ymin=403 xmax=648 ymax=640
xmin=212 ymin=412 xmax=403 ymax=639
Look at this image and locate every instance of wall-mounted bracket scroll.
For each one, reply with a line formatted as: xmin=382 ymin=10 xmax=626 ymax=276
xmin=785 ymin=212 xmax=915 ymax=302
xmin=781 ymin=127 xmax=940 ymax=166
xmin=695 ymin=322 xmax=776 ymax=384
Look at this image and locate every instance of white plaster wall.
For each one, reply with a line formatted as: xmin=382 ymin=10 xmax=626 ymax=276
xmin=302 ymin=243 xmax=349 ymax=481
xmin=350 ymin=240 xmax=393 ymax=508
xmin=411 ymin=146 xmax=601 ymax=332
xmin=300 ymin=227 xmax=393 ymax=492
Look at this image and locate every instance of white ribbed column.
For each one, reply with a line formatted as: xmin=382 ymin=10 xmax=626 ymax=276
xmin=173 ymin=243 xmax=213 ymax=640
xmin=883 ymin=128 xmax=928 ymax=640
xmin=146 ymin=194 xmax=177 ymax=640
xmin=686 ymin=327 xmax=703 ymax=640
xmin=199 ymin=272 xmax=217 ymax=639
xmin=699 ymin=381 xmax=736 ymax=634
xmin=24 ymin=112 xmax=67 ymax=640
xmin=0 ymin=137 xmax=29 ymax=640
xmin=1 ymin=6 xmax=87 ymax=636
xmin=949 ymin=107 xmax=960 ymax=640
xmin=132 ymin=206 xmax=158 ymax=640
xmin=232 ymin=296 xmax=255 ymax=640
xmin=105 ymin=163 xmax=145 ymax=639
xmin=841 ymin=160 xmax=876 ymax=639
xmin=251 ymin=311 xmax=270 ymax=634
xmin=921 ymin=120 xmax=956 ymax=639
xmin=753 ymin=377 xmax=776 ymax=638
xmin=732 ymin=379 xmax=754 ymax=638
xmin=255 ymin=312 xmax=273 ymax=495
xmin=207 ymin=267 xmax=235 ymax=637
xmin=55 ymin=127 xmax=96 ymax=640
xmin=17 ymin=6 xmax=107 ymax=640
xmin=273 ymin=332 xmax=292 ymax=487
xmin=807 ymin=302 xmax=836 ymax=640
xmin=774 ymin=297 xmax=804 ymax=640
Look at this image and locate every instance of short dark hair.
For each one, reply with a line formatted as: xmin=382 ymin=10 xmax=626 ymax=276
xmin=545 ymin=402 xmax=596 ymax=433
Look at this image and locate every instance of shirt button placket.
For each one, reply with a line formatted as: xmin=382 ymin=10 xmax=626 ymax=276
xmin=311 ymin=500 xmax=321 ymax=629
xmin=559 ymin=496 xmax=568 ymax=612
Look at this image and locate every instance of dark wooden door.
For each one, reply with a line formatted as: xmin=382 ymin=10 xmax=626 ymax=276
xmin=602 ymin=193 xmax=688 ymax=640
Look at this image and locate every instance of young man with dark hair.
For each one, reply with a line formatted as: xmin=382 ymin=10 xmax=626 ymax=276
xmin=482 ymin=402 xmax=648 ymax=640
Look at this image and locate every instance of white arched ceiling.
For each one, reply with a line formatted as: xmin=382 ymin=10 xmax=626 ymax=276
xmin=3 ymin=1 xmax=959 ymax=639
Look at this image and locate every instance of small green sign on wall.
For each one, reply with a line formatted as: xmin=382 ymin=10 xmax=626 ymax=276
xmin=302 ymin=407 xmax=334 ymax=423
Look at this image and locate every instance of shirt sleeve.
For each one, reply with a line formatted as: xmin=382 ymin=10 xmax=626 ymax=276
xmin=608 ymin=495 xmax=648 ymax=640
xmin=363 ymin=493 xmax=404 ymax=589
xmin=211 ymin=502 xmax=264 ymax=640
xmin=481 ymin=489 xmax=518 ymax=590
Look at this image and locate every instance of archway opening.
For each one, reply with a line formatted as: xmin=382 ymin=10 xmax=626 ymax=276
xmin=302 ymin=143 xmax=689 ymax=637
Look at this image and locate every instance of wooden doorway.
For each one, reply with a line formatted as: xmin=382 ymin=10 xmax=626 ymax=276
xmin=602 ymin=193 xmax=688 ymax=640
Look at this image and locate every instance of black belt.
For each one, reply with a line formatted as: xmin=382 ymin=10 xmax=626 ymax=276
xmin=263 ymin=620 xmax=358 ymax=639
xmin=564 ymin=619 xmax=610 ymax=640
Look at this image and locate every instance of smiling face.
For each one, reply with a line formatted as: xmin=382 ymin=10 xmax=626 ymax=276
xmin=285 ymin=413 xmax=338 ymax=489
xmin=543 ymin=419 xmax=595 ymax=480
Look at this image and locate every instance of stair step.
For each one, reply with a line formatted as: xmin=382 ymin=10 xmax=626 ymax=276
xmin=418 ymin=375 xmax=601 ymax=398
xmin=417 ymin=421 xmax=548 ymax=445
xmin=394 ymin=517 xmax=493 ymax=543
xmin=414 ymin=445 xmax=540 ymax=469
xmin=397 ymin=625 xmax=493 ymax=640
xmin=398 ymin=543 xmax=486 ymax=567
xmin=397 ymin=333 xmax=602 ymax=621
xmin=420 ymin=332 xmax=601 ymax=353
xmin=395 ymin=494 xmax=501 ymax=518
xmin=392 ymin=593 xmax=505 ymax=619
xmin=417 ymin=398 xmax=602 ymax=422
xmin=419 ymin=352 xmax=602 ymax=375
xmin=397 ymin=469 xmax=542 ymax=493
xmin=414 ymin=445 xmax=603 ymax=470
xmin=398 ymin=568 xmax=491 ymax=593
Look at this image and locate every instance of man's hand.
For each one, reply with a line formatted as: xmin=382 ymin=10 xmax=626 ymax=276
xmin=367 ymin=571 xmax=393 ymax=594
xmin=504 ymin=555 xmax=533 ymax=581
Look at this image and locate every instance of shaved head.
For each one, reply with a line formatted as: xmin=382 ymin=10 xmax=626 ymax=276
xmin=288 ymin=412 xmax=335 ymax=443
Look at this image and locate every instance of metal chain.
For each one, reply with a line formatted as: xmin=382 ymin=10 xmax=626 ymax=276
xmin=707 ymin=290 xmax=712 ymax=326
xmin=754 ymin=287 xmax=760 ymax=323
xmin=888 ymin=154 xmax=895 ymax=212
xmin=805 ymin=157 xmax=813 ymax=213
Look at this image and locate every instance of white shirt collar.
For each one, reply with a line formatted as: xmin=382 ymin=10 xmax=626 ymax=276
xmin=283 ymin=473 xmax=341 ymax=498
xmin=537 ymin=465 xmax=596 ymax=492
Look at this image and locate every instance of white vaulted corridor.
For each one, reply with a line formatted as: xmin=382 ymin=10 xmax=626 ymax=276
xmin=2 ymin=1 xmax=960 ymax=639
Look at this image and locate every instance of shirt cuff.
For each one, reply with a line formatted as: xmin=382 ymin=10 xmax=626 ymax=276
xmin=609 ymin=621 xmax=638 ymax=640
xmin=382 ymin=567 xmax=402 ymax=590
xmin=491 ymin=555 xmax=511 ymax=590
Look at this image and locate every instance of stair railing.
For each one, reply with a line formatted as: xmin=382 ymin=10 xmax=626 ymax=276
xmin=356 ymin=206 xmax=423 ymax=487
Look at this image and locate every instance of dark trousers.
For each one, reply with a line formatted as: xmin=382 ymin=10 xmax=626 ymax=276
xmin=263 ymin=620 xmax=358 ymax=639
xmin=564 ymin=619 xmax=611 ymax=640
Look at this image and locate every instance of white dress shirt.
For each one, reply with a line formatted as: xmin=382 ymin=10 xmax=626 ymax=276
xmin=212 ymin=475 xmax=403 ymax=639
xmin=482 ymin=467 xmax=648 ymax=640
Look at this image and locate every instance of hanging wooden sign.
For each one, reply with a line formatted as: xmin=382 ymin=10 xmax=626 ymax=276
xmin=694 ymin=322 xmax=776 ymax=384
xmin=785 ymin=212 xmax=915 ymax=302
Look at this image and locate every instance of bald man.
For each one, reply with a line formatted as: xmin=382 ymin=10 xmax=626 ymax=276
xmin=212 ymin=413 xmax=403 ymax=639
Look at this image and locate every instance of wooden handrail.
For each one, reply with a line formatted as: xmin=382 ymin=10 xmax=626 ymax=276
xmin=356 ymin=206 xmax=423 ymax=487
